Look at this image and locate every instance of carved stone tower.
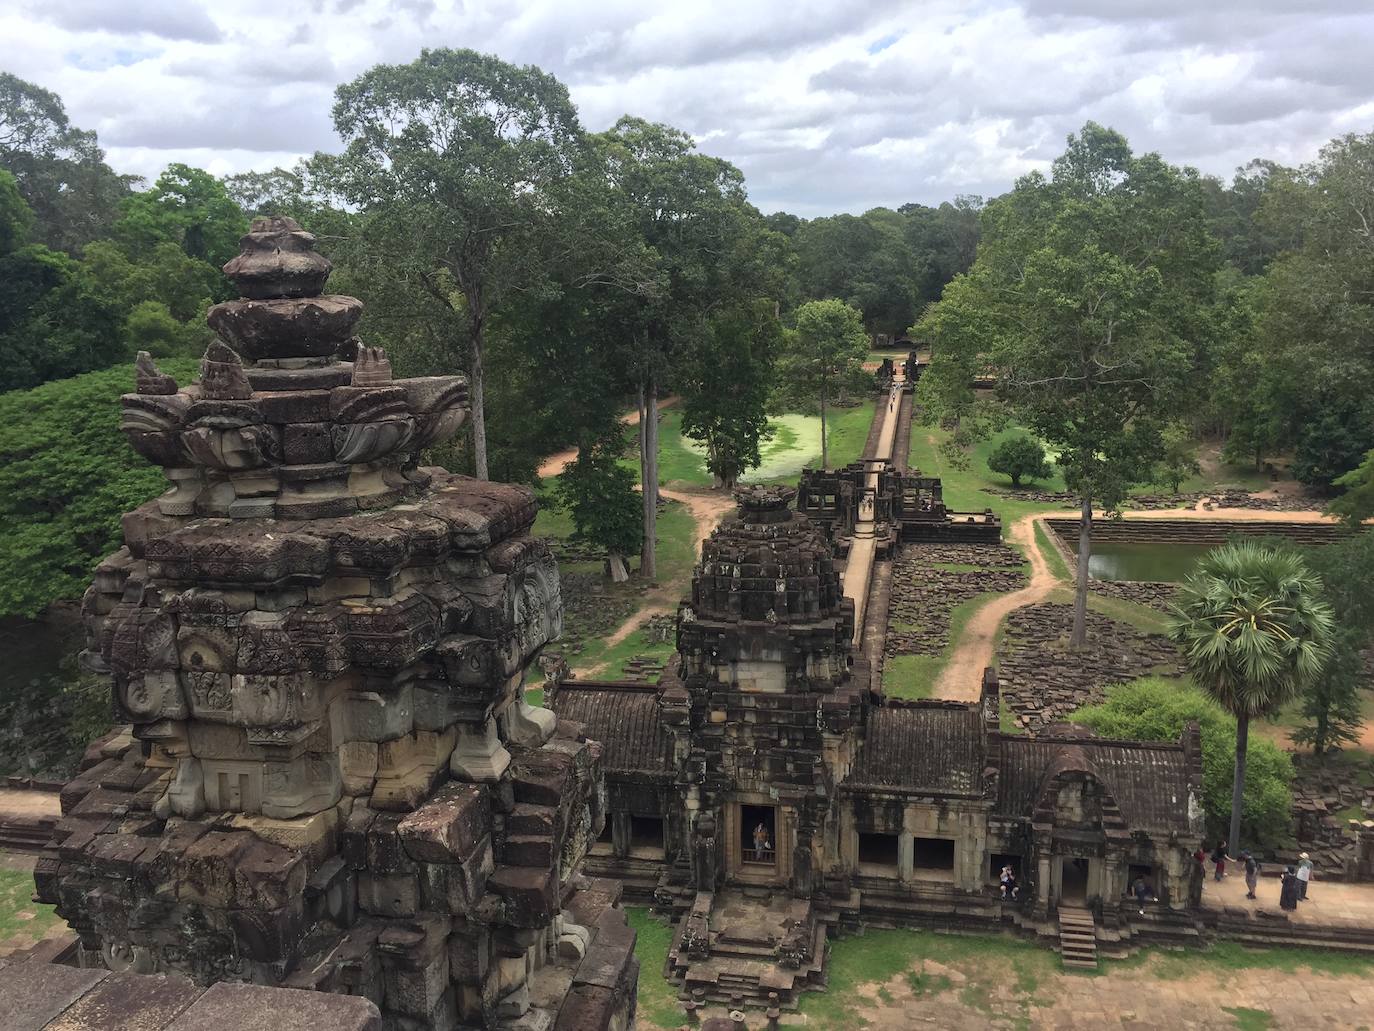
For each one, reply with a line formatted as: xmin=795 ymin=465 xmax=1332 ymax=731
xmin=663 ymin=485 xmax=863 ymax=900
xmin=37 ymin=217 xmax=637 ymax=1030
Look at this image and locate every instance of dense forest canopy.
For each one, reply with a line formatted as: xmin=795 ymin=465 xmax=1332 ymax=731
xmin=1 ymin=57 xmax=1372 ymax=619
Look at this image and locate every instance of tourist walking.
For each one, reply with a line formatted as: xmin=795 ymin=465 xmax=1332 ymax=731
xmin=1279 ymin=866 xmax=1300 ymax=911
xmin=1211 ymin=840 xmax=1233 ymax=881
xmin=1132 ymin=875 xmax=1153 ymax=915
xmin=1243 ymin=851 xmax=1259 ymax=899
xmin=1297 ymin=853 xmax=1313 ymax=900
xmin=1194 ymin=843 xmax=1207 ymax=875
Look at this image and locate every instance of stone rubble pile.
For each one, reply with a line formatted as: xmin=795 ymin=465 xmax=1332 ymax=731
xmin=996 ymin=604 xmax=1183 ymax=732
xmin=885 ymin=543 xmax=1026 ymax=659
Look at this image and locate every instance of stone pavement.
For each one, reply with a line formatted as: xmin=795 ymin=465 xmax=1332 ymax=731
xmin=1201 ymin=865 xmax=1374 ymax=930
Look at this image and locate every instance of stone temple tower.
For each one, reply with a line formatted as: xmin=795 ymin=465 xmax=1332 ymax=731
xmin=37 ymin=217 xmax=637 ymax=1030
xmin=663 ymin=485 xmax=863 ymax=902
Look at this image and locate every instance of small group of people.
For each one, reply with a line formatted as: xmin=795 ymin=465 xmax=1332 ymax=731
xmin=1195 ymin=840 xmax=1313 ymax=909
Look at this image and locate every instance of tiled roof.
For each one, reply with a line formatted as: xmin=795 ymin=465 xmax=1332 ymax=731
xmin=995 ymin=737 xmax=1193 ymax=834
xmin=551 ymin=684 xmax=668 ymax=775
xmin=847 ymin=703 xmax=985 ymax=795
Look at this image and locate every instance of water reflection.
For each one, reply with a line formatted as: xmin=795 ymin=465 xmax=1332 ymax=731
xmin=1083 ymin=542 xmax=1215 ymax=583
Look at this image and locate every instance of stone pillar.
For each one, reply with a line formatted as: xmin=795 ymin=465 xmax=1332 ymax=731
xmin=898 ymin=834 xmax=914 ymax=882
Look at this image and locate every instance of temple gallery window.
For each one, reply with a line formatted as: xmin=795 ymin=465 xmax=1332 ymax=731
xmin=628 ymin=815 xmax=665 ymax=859
xmin=857 ymin=832 xmax=899 ymax=876
xmin=912 ymin=836 xmax=956 ymax=879
xmin=741 ymin=804 xmax=777 ymax=866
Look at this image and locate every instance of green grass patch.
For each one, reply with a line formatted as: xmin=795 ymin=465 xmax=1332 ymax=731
xmin=0 ymin=867 xmax=59 ymax=949
xmin=590 ymin=626 xmax=676 ymax=681
xmin=1223 ymin=1007 xmax=1274 ymax=1031
xmin=824 ymin=400 xmax=878 ymax=469
xmin=882 ymin=592 xmax=1000 ymax=700
xmin=625 ymin=907 xmax=680 ymax=1030
xmin=905 ymin=969 xmax=953 ymax=996
xmin=1034 ymin=519 xmax=1072 ymax=583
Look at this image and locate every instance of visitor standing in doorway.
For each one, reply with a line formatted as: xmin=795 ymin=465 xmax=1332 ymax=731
xmin=1297 ymin=853 xmax=1313 ymax=900
xmin=1132 ymin=875 xmax=1153 ymax=915
xmin=753 ymin=821 xmax=770 ymax=860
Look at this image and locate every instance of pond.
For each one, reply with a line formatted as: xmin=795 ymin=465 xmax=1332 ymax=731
xmin=1081 ymin=542 xmax=1215 ymax=583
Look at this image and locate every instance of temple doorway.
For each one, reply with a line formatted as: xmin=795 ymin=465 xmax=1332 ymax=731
xmin=1060 ymin=856 xmax=1089 ymax=904
xmin=740 ymin=804 xmax=777 ymax=871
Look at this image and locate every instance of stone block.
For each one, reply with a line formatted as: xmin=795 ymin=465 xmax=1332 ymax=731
xmin=232 ymin=807 xmax=340 ymax=864
xmin=449 ymin=718 xmax=511 ymax=784
xmin=178 ymin=830 xmax=252 ymax=906
xmin=42 ymin=970 xmax=201 ymax=1031
xmin=0 ymin=961 xmax=110 ymax=1031
xmin=338 ymin=686 xmax=414 ymax=743
xmin=357 ymin=872 xmax=420 ymax=918
xmin=487 ymin=865 xmax=557 ymax=928
xmin=340 ymin=740 xmax=380 ymax=796
xmin=370 ymin=727 xmax=457 ymax=812
xmin=232 ymin=838 xmax=308 ymax=910
xmin=397 ymin=782 xmax=490 ymax=865
xmin=282 ymin=422 xmax=335 ymax=465
xmin=165 ymin=980 xmax=381 ymax=1031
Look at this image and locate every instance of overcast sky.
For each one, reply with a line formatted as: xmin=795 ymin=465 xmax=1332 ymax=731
xmin=3 ymin=0 xmax=1372 ymax=217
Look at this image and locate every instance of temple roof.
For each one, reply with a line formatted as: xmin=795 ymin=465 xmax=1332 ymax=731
xmin=994 ymin=736 xmax=1194 ymax=835
xmin=847 ymin=703 xmax=985 ymax=796
xmin=552 ymin=682 xmax=669 ymax=776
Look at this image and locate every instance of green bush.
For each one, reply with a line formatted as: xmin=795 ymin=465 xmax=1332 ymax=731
xmin=986 ymin=434 xmax=1052 ymax=487
xmin=1071 ymin=676 xmax=1294 ymax=848
xmin=0 ymin=359 xmax=198 ymax=616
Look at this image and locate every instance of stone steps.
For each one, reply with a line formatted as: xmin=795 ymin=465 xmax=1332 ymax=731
xmin=1058 ymin=907 xmax=1098 ymax=969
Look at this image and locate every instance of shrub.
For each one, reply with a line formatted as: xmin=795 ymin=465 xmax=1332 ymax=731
xmin=986 ymin=435 xmax=1051 ymax=487
xmin=1071 ymin=676 xmax=1294 ymax=848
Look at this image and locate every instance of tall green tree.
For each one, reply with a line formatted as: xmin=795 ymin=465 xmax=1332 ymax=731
xmin=0 ymin=171 xmax=123 ymax=390
xmin=114 ymin=164 xmax=247 ymax=272
xmin=680 ymin=299 xmax=782 ymax=489
xmin=1291 ymin=532 xmax=1374 ymax=754
xmin=0 ymin=359 xmax=198 ymax=615
xmin=795 ymin=209 xmax=921 ymax=339
xmin=322 ymin=48 xmax=586 ymax=481
xmin=554 ymin=429 xmax=642 ymax=582
xmin=776 ymin=299 xmax=868 ymax=469
xmin=1329 ymin=450 xmax=1374 ymax=529
xmin=1168 ymin=541 xmax=1334 ymax=850
xmin=594 ymin=116 xmax=755 ymax=578
xmin=919 ymin=123 xmax=1220 ymax=646
xmin=0 ymin=72 xmax=135 ymax=253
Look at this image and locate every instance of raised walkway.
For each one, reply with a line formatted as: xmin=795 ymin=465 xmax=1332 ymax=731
xmin=842 ymin=373 xmax=904 ymax=644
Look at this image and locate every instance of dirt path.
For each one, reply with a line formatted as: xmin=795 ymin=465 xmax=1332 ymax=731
xmin=577 ymin=486 xmax=734 ymax=675
xmin=930 ymin=504 xmax=1337 ymax=702
xmin=536 ymin=396 xmax=680 ymax=480
xmin=931 ymin=511 xmax=1059 ymax=700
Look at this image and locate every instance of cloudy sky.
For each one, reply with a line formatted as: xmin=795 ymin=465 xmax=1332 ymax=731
xmin=3 ymin=0 xmax=1372 ymax=216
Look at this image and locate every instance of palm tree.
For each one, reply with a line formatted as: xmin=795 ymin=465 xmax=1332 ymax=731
xmin=1168 ymin=541 xmax=1334 ymax=850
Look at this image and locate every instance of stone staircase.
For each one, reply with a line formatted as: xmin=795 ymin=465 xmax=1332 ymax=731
xmin=667 ymin=891 xmax=829 ymax=1009
xmin=1057 ymin=906 xmax=1098 ymax=969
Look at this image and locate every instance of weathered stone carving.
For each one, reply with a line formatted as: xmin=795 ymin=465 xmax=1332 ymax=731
xmin=39 ymin=216 xmax=638 ymax=1031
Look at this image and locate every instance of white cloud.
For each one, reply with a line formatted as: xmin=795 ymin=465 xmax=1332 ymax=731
xmin=4 ymin=0 xmax=1372 ymax=216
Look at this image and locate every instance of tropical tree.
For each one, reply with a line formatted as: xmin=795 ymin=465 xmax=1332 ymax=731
xmin=1329 ymin=449 xmax=1374 ymax=529
xmin=321 ymin=48 xmax=586 ymax=481
xmin=679 ymin=299 xmax=781 ymax=489
xmin=1155 ymin=422 xmax=1202 ymax=494
xmin=554 ymin=430 xmax=642 ymax=582
xmin=918 ymin=123 xmax=1220 ymax=646
xmin=776 ymin=299 xmax=868 ymax=469
xmin=1167 ymin=541 xmax=1334 ymax=850
xmin=986 ymin=435 xmax=1051 ymax=487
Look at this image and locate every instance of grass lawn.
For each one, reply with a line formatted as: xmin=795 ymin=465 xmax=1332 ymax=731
xmin=0 ymin=866 xmax=59 ymax=952
xmin=910 ymin=422 xmax=1288 ymax=525
xmin=627 ymin=914 xmax=1374 ymax=1030
xmin=883 ymin=591 xmax=1001 ymax=700
xmin=589 ymin=624 xmax=677 ymax=681
xmin=1043 ymin=586 xmax=1172 ymax=636
xmin=1034 ymin=519 xmax=1073 ymax=583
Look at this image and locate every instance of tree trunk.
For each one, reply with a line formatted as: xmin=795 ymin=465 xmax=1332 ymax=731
xmin=607 ymin=553 xmax=629 ymax=583
xmin=1071 ymin=495 xmax=1092 ymax=648
xmin=640 ymin=377 xmax=658 ymax=582
xmin=819 ymin=382 xmax=829 ymax=470
xmin=1230 ymin=712 xmax=1249 ymax=851
xmin=470 ymin=317 xmax=488 ymax=481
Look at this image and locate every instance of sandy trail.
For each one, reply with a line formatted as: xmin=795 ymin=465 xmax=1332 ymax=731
xmin=930 ymin=503 xmax=1338 ymax=702
xmin=578 ymin=486 xmax=735 ymax=676
xmin=536 ymin=396 xmax=680 ymax=480
xmin=0 ymin=788 xmax=60 ymax=819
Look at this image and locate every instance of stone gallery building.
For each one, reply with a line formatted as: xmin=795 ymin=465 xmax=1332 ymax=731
xmin=550 ymin=486 xmax=1205 ymax=1002
xmin=34 ymin=219 xmax=637 ymax=1031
